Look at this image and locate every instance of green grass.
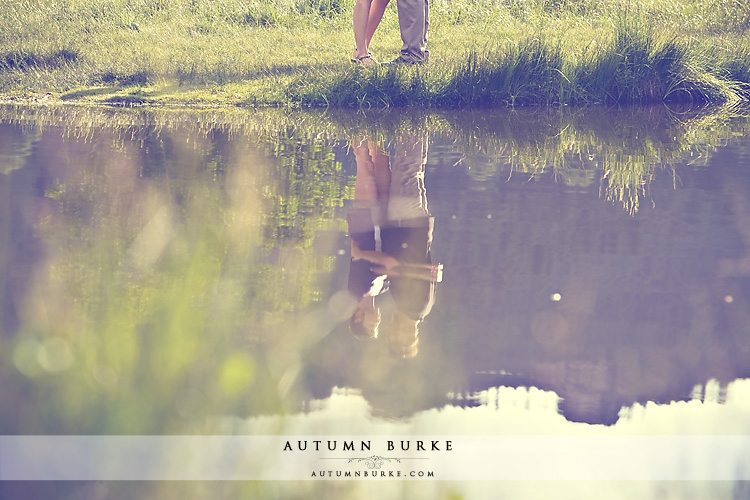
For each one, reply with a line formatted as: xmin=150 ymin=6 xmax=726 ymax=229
xmin=1 ymin=0 xmax=749 ymax=107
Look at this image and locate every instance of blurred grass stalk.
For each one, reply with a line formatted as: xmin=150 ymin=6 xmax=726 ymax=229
xmin=0 ymin=0 xmax=749 ymax=106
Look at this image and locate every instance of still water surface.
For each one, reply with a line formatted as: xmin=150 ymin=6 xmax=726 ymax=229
xmin=1 ymin=104 xmax=749 ymax=497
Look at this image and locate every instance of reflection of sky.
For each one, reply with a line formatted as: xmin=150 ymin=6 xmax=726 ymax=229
xmin=219 ymin=378 xmax=750 ymax=436
xmin=216 ymin=379 xmax=750 ymax=499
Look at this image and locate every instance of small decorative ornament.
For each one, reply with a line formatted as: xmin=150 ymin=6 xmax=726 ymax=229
xmin=348 ymin=455 xmax=401 ymax=469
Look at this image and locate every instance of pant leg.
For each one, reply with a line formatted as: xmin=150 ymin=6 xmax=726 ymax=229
xmin=386 ymin=133 xmax=429 ymax=222
xmin=396 ymin=0 xmax=428 ymax=62
xmin=423 ymin=0 xmax=429 ymax=61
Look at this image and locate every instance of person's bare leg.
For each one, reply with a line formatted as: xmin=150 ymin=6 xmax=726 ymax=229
xmin=365 ymin=0 xmax=391 ymax=49
xmin=368 ymin=141 xmax=391 ymax=203
xmin=353 ymin=0 xmax=374 ymax=60
xmin=353 ymin=139 xmax=379 ymax=201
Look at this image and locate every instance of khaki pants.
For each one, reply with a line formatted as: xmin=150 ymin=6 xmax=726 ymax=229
xmin=396 ymin=0 xmax=429 ymax=62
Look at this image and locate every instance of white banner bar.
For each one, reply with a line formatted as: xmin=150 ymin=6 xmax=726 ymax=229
xmin=2 ymin=435 xmax=749 ymax=480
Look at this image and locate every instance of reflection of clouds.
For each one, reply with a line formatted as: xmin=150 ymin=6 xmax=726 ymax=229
xmin=618 ymin=378 xmax=750 ymax=435
xmin=218 ymin=378 xmax=750 ymax=436
xmin=215 ymin=380 xmax=750 ymax=499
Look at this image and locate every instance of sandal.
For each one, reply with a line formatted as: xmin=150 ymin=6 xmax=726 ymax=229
xmin=351 ymin=53 xmax=378 ymax=66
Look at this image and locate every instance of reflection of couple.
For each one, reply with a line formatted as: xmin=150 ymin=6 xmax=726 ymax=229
xmin=347 ymin=134 xmax=441 ymax=358
xmin=351 ymin=0 xmax=428 ymax=65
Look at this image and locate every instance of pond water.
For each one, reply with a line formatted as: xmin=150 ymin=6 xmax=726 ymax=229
xmin=1 ymin=104 xmax=750 ymax=498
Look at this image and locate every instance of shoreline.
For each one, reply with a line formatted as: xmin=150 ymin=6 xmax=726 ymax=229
xmin=1 ymin=80 xmax=747 ymax=110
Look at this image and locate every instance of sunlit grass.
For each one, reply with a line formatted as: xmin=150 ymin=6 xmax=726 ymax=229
xmin=1 ymin=0 xmax=749 ymax=106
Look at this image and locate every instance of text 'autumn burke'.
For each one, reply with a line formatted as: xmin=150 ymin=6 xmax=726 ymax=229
xmin=283 ymin=440 xmax=453 ymax=452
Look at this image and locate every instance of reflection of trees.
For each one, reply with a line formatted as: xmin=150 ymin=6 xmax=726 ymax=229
xmin=7 ymin=105 xmax=748 ymax=219
xmin=430 ymin=118 xmax=750 ymax=424
xmin=0 ymin=123 xmax=42 ymax=337
xmin=254 ymin=131 xmax=351 ymax=326
xmin=440 ymin=106 xmax=750 ymax=214
xmin=0 ymin=106 xmax=352 ymax=433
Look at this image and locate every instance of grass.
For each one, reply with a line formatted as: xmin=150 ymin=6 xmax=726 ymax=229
xmin=0 ymin=0 xmax=750 ymax=107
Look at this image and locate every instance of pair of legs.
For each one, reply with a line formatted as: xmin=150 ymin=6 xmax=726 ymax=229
xmin=352 ymin=0 xmax=391 ymax=62
xmin=352 ymin=138 xmax=391 ymax=208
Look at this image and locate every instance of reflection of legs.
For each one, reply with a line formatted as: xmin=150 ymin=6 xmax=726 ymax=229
xmin=350 ymin=139 xmax=391 ymax=341
xmin=350 ymin=295 xmax=381 ymax=340
xmin=387 ymin=311 xmax=419 ymax=358
xmin=353 ymin=139 xmax=378 ymax=202
xmin=353 ymin=139 xmax=391 ymax=227
xmin=387 ymin=134 xmax=428 ymax=221
xmin=369 ymin=141 xmax=391 ymax=208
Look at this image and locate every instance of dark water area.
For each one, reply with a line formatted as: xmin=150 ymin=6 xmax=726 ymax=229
xmin=1 ymin=104 xmax=750 ymax=498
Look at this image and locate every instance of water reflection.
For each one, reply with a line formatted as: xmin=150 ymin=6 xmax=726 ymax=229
xmin=347 ymin=135 xmax=442 ymax=357
xmin=1 ymin=104 xmax=750 ymax=441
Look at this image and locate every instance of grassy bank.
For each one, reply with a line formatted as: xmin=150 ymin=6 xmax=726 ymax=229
xmin=1 ymin=0 xmax=749 ymax=107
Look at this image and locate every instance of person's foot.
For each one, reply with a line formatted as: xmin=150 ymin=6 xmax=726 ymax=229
xmin=385 ymin=55 xmax=426 ymax=65
xmin=351 ymin=53 xmax=378 ymax=66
